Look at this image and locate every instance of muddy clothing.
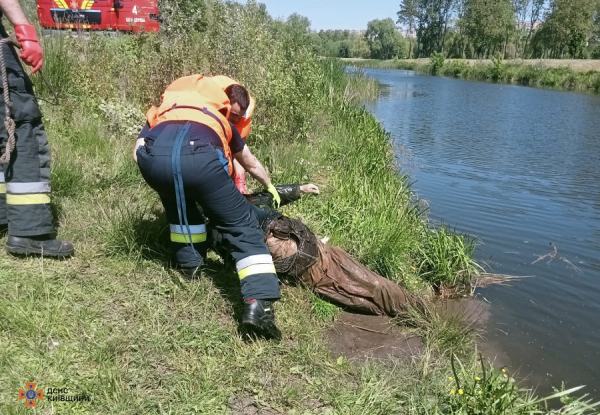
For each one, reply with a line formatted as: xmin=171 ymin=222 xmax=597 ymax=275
xmin=215 ymin=185 xmax=421 ymax=317
xmin=0 ymin=22 xmax=54 ymax=236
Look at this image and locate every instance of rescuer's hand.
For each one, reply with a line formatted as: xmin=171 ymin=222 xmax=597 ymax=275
xmin=267 ymin=184 xmax=281 ymax=208
xmin=14 ymin=25 xmax=43 ymax=73
xmin=234 ymin=173 xmax=248 ymax=194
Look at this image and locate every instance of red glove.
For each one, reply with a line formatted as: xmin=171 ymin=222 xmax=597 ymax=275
xmin=234 ymin=173 xmax=248 ymax=194
xmin=14 ymin=25 xmax=43 ymax=74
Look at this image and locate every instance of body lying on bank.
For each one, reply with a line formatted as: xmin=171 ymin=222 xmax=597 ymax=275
xmin=212 ymin=184 xmax=424 ymax=317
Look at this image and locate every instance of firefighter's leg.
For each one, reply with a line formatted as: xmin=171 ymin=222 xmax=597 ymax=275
xmin=0 ymin=41 xmax=72 ymax=256
xmin=158 ymin=194 xmax=207 ymax=271
xmin=186 ymin=148 xmax=281 ymax=339
xmin=136 ymin=130 xmax=207 ymax=272
xmin=0 ymin=169 xmax=6 ymax=234
xmin=5 ymin=121 xmax=53 ymax=236
xmin=187 ymin=149 xmax=280 ymax=301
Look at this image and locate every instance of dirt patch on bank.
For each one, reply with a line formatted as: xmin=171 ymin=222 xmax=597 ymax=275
xmin=326 ymin=312 xmax=424 ymax=363
xmin=325 ymin=298 xmax=497 ymax=365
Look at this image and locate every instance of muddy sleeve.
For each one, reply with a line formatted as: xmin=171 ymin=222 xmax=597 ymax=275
xmin=275 ymin=184 xmax=301 ymax=205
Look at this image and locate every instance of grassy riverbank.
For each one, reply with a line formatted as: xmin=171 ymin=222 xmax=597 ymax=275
xmin=0 ymin=2 xmax=598 ymax=413
xmin=343 ymin=57 xmax=600 ymax=93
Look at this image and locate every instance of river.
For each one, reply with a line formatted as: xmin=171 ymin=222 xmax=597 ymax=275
xmin=362 ymin=67 xmax=600 ymax=398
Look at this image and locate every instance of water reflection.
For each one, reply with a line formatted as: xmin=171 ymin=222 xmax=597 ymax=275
xmin=363 ymin=68 xmax=600 ymax=397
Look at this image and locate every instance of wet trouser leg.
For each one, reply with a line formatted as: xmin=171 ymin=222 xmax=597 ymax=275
xmin=136 ymin=123 xmax=280 ymax=301
xmin=0 ymin=34 xmax=54 ymax=236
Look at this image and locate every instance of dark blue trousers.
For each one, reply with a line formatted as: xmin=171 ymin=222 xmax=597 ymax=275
xmin=0 ymin=29 xmax=53 ymax=236
xmin=137 ymin=122 xmax=280 ymax=301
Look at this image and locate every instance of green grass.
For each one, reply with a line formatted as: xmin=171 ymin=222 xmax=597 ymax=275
xmin=417 ymin=224 xmax=484 ymax=295
xmin=0 ymin=1 xmax=598 ymax=413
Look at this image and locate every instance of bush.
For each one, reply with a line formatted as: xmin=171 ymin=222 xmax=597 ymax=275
xmin=441 ymin=60 xmax=471 ymax=78
xmin=430 ymin=51 xmax=446 ymax=75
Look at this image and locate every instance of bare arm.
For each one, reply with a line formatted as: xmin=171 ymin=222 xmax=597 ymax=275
xmin=232 ymin=145 xmax=271 ymax=188
xmin=0 ymin=0 xmax=30 ymax=25
xmin=233 ymin=158 xmax=246 ymax=176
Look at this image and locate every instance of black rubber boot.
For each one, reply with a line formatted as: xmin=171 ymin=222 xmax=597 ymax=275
xmin=241 ymin=299 xmax=281 ymax=341
xmin=5 ymin=235 xmax=74 ymax=258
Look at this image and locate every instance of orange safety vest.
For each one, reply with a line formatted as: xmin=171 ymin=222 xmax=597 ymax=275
xmin=146 ymin=75 xmax=235 ymax=174
xmin=209 ymin=75 xmax=255 ymax=139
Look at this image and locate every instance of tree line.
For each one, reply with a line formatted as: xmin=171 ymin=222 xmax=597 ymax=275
xmin=311 ymin=0 xmax=600 ymax=60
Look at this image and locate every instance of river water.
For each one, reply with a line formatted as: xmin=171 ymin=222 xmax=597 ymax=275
xmin=362 ymin=67 xmax=600 ymax=398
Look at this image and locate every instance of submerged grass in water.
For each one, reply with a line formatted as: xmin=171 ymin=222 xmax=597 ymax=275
xmin=417 ymin=224 xmax=484 ymax=295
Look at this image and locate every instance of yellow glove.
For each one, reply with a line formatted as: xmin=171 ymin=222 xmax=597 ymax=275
xmin=267 ymin=184 xmax=281 ymax=208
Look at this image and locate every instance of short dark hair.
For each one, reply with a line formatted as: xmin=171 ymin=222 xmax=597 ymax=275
xmin=225 ymin=84 xmax=250 ymax=111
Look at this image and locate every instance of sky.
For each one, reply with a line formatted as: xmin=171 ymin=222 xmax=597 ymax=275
xmin=239 ymin=0 xmax=400 ymax=31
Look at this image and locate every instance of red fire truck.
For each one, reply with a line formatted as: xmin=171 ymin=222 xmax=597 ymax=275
xmin=36 ymin=0 xmax=160 ymax=33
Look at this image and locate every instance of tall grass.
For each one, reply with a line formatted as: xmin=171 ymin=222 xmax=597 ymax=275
xmin=417 ymin=224 xmax=484 ymax=295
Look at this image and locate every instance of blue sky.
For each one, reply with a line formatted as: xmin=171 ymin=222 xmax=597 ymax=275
xmin=238 ymin=1 xmax=400 ymax=31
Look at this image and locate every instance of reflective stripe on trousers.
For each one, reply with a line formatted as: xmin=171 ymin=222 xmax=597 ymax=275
xmin=5 ymin=181 xmax=51 ymax=205
xmin=170 ymin=223 xmax=207 ymax=243
xmin=236 ymin=254 xmax=276 ymax=280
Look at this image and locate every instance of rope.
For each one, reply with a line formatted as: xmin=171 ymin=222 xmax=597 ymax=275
xmin=171 ymin=121 xmax=200 ymax=259
xmin=0 ymin=37 xmax=20 ymax=165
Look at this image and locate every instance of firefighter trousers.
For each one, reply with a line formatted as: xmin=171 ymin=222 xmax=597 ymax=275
xmin=0 ymin=32 xmax=54 ymax=236
xmin=136 ymin=121 xmax=281 ymax=301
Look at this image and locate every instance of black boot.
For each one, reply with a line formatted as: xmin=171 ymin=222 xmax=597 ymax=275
xmin=6 ymin=235 xmax=74 ymax=258
xmin=241 ymin=299 xmax=281 ymax=341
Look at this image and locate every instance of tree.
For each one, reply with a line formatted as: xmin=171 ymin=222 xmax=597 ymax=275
xmin=159 ymin=0 xmax=208 ymax=35
xmin=411 ymin=0 xmax=457 ymax=57
xmin=462 ymin=0 xmax=516 ymax=58
xmin=365 ymin=18 xmax=407 ymax=59
xmin=512 ymin=0 xmax=531 ymax=56
xmin=532 ymin=0 xmax=600 ymax=58
xmin=350 ymin=35 xmax=371 ymax=58
xmin=286 ymin=13 xmax=311 ymax=33
xmin=522 ymin=0 xmax=546 ymax=57
xmin=397 ymin=0 xmax=418 ymax=57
